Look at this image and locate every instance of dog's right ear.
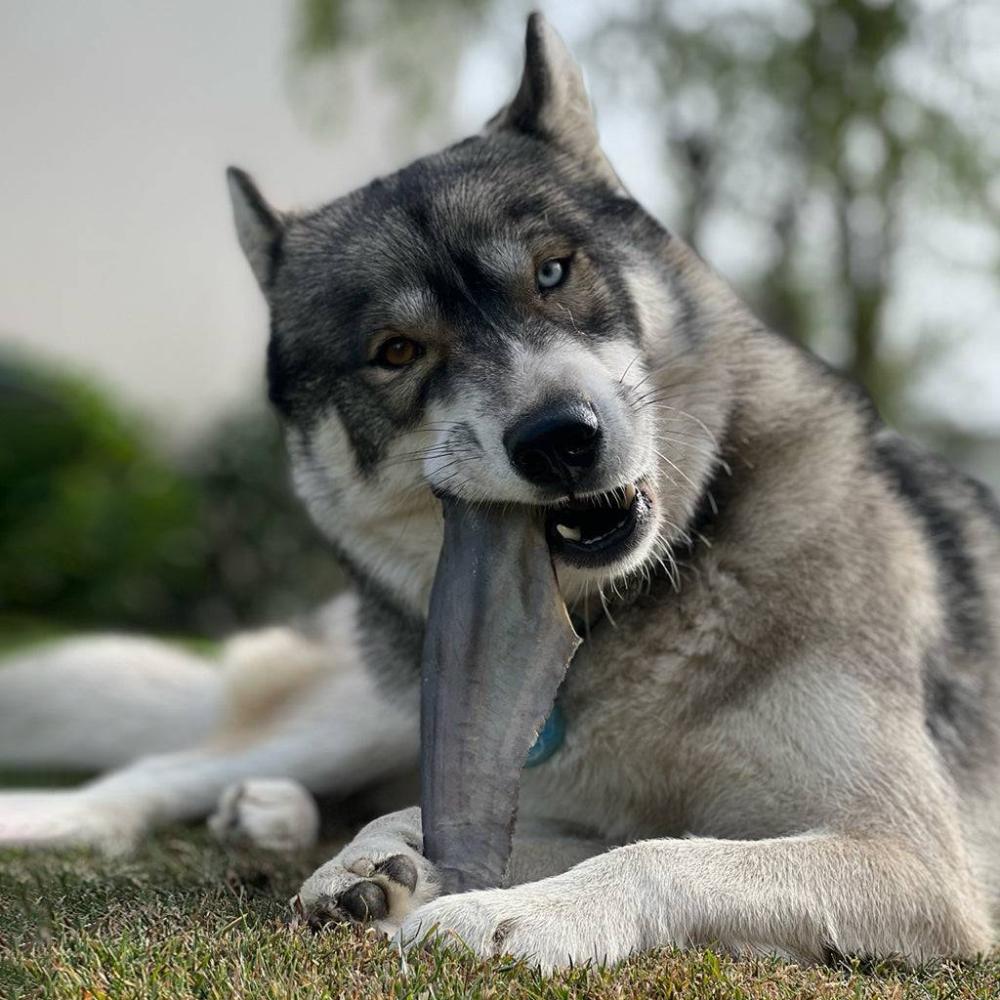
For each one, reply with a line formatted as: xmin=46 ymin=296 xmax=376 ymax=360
xmin=226 ymin=167 xmax=285 ymax=293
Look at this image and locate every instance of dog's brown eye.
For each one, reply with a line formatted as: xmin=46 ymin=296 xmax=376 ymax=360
xmin=374 ymin=336 xmax=423 ymax=369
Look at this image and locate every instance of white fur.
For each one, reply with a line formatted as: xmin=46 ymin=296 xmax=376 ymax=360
xmin=0 ymin=595 xmax=417 ymax=854
xmin=209 ymin=778 xmax=320 ymax=852
xmin=297 ymin=807 xmax=438 ymax=934
xmin=0 ymin=636 xmax=222 ymax=770
xmin=396 ymin=831 xmax=987 ymax=971
xmin=291 ymin=420 xmax=443 ymax=617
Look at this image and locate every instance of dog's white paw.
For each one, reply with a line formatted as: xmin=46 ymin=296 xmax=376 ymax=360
xmin=295 ymin=808 xmax=438 ymax=933
xmin=208 ymin=779 xmax=320 ymax=852
xmin=398 ymin=877 xmax=637 ymax=971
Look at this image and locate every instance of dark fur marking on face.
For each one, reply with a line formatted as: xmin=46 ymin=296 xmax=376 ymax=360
xmin=587 ymin=251 xmax=642 ymax=346
xmin=266 ymin=115 xmax=677 ymax=492
xmin=336 ymin=395 xmax=394 ymax=477
xmin=506 ymin=195 xmax=547 ymax=222
xmin=266 ymin=285 xmax=374 ymax=420
xmin=423 ymin=261 xmax=507 ymax=331
xmin=664 ymin=270 xmax=703 ymax=347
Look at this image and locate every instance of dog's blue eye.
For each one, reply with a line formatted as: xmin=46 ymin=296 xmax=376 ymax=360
xmin=536 ymin=258 xmax=568 ymax=290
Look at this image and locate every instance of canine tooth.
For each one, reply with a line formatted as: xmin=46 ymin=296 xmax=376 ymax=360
xmin=555 ymin=523 xmax=582 ymax=541
xmin=623 ymin=483 xmax=637 ymax=506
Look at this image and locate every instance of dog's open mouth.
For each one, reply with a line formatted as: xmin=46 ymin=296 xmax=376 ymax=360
xmin=546 ymin=481 xmax=651 ymax=567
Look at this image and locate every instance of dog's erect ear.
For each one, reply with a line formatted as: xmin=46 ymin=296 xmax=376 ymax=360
xmin=226 ymin=166 xmax=285 ymax=293
xmin=488 ymin=13 xmax=622 ymax=190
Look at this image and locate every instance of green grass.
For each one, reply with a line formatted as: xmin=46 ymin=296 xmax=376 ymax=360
xmin=1 ymin=832 xmax=998 ymax=999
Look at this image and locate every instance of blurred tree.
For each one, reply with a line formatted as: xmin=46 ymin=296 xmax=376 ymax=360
xmin=0 ymin=354 xmax=205 ymax=631
xmin=292 ymin=0 xmax=493 ymax=130
xmin=590 ymin=0 xmax=1000 ymax=428
xmin=293 ymin=0 xmax=1000 ymax=436
xmin=0 ymin=354 xmax=344 ymax=636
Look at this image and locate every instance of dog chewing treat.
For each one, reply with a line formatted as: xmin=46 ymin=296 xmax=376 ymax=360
xmin=420 ymin=496 xmax=581 ymax=894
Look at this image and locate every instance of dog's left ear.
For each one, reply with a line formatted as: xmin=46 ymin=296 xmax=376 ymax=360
xmin=488 ymin=13 xmax=623 ymax=190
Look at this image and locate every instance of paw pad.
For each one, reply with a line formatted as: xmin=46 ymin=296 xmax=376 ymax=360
xmin=340 ymin=880 xmax=389 ymax=922
xmin=375 ymin=853 xmax=419 ymax=893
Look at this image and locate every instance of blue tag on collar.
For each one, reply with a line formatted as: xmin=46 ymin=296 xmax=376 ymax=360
xmin=524 ymin=702 xmax=565 ymax=768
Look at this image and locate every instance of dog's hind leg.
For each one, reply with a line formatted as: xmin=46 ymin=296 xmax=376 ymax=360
xmin=0 ymin=592 xmax=420 ymax=853
xmin=0 ymin=635 xmax=223 ymax=773
xmin=0 ymin=654 xmax=419 ymax=854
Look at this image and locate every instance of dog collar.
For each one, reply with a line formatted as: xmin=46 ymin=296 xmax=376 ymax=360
xmin=522 ymin=612 xmax=592 ymax=769
xmin=524 ymin=702 xmax=565 ymax=767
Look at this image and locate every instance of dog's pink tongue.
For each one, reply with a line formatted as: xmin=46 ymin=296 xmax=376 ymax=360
xmin=420 ymin=497 xmax=580 ymax=893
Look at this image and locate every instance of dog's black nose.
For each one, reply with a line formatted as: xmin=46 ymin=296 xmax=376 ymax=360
xmin=505 ymin=401 xmax=602 ymax=490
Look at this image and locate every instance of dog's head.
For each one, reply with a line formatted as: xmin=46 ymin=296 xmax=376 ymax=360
xmin=229 ymin=14 xmax=728 ymax=614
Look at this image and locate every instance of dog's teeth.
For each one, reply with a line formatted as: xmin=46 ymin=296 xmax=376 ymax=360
xmin=555 ymin=523 xmax=582 ymax=541
xmin=623 ymin=483 xmax=637 ymax=507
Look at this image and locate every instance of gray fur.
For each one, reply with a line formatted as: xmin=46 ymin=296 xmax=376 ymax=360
xmin=265 ymin=14 xmax=1000 ymax=966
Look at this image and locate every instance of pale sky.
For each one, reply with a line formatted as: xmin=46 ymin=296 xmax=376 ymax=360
xmin=2 ymin=0 xmax=998 ymax=446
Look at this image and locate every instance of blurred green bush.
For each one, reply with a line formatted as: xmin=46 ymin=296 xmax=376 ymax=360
xmin=0 ymin=353 xmax=344 ymax=637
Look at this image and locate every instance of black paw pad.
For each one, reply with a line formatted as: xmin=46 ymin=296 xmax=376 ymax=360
xmin=339 ymin=880 xmax=389 ymax=922
xmin=375 ymin=854 xmax=419 ymax=893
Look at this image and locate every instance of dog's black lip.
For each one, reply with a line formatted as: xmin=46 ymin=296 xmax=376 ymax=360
xmin=545 ymin=482 xmax=651 ymax=568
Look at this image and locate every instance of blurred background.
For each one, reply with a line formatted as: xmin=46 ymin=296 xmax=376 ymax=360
xmin=1 ymin=0 xmax=998 ymax=643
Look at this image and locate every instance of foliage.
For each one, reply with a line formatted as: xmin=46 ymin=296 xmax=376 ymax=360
xmin=0 ymin=354 xmax=343 ymax=636
xmin=292 ymin=0 xmax=493 ymax=128
xmin=0 ymin=354 xmax=205 ymax=632
xmin=589 ymin=0 xmax=1000 ymax=423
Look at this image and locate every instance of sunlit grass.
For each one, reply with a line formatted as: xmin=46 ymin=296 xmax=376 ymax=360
xmin=2 ymin=832 xmax=997 ymax=999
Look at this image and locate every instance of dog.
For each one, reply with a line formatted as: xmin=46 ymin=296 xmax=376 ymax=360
xmin=2 ymin=12 xmax=999 ymax=971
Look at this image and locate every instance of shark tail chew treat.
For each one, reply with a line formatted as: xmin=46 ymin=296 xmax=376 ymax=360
xmin=420 ymin=497 xmax=581 ymax=894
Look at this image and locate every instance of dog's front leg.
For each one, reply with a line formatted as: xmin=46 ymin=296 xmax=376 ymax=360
xmin=295 ymin=809 xmax=609 ymax=933
xmin=398 ymin=831 xmax=992 ymax=970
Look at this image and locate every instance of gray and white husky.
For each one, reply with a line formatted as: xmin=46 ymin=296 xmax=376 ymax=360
xmin=3 ymin=13 xmax=999 ymax=971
